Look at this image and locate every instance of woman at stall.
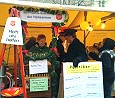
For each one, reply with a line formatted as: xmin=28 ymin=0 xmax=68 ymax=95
xmin=29 ymin=34 xmax=54 ymax=67
xmin=28 ymin=34 xmax=60 ymax=98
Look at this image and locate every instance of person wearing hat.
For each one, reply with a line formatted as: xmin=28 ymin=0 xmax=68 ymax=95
xmin=57 ymin=31 xmax=66 ymax=62
xmin=56 ymin=31 xmax=66 ymax=94
xmin=49 ymin=31 xmax=66 ymax=96
xmin=63 ymin=29 xmax=88 ymax=67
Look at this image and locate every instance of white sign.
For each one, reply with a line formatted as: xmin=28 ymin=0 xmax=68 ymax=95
xmin=20 ymin=11 xmax=65 ymax=22
xmin=29 ymin=59 xmax=48 ymax=74
xmin=63 ymin=62 xmax=104 ymax=98
xmin=1 ymin=17 xmax=23 ymax=45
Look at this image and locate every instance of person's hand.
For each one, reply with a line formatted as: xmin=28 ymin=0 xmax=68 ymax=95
xmin=48 ymin=62 xmax=52 ymax=68
xmin=73 ymin=56 xmax=88 ymax=67
xmin=73 ymin=59 xmax=80 ymax=67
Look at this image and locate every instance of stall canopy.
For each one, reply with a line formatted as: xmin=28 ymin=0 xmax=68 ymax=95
xmin=0 ymin=2 xmax=115 ymax=43
xmin=0 ymin=2 xmax=115 ymax=64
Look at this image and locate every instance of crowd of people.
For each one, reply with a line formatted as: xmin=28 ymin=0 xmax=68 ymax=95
xmin=24 ymin=29 xmax=115 ymax=98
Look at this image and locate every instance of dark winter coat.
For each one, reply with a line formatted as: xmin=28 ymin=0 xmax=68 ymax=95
xmin=63 ymin=38 xmax=88 ymax=66
xmin=57 ymin=38 xmax=66 ymax=62
xmin=25 ymin=39 xmax=36 ymax=50
xmin=98 ymin=38 xmax=115 ymax=80
xmin=98 ymin=38 xmax=115 ymax=98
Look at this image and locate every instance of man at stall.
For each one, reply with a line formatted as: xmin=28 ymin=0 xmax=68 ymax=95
xmin=57 ymin=31 xmax=66 ymax=62
xmin=63 ymin=29 xmax=88 ymax=67
xmin=56 ymin=31 xmax=66 ymax=94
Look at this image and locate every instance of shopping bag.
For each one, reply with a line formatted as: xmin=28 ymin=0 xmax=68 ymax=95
xmin=1 ymin=17 xmax=23 ymax=45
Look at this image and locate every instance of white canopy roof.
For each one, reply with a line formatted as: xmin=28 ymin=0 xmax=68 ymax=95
xmin=0 ymin=0 xmax=115 ymax=12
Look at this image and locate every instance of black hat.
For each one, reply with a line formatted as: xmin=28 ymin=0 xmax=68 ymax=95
xmin=59 ymin=31 xmax=65 ymax=36
xmin=64 ymin=29 xmax=77 ymax=36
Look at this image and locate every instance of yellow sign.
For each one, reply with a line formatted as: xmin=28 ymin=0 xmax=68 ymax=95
xmin=66 ymin=63 xmax=100 ymax=74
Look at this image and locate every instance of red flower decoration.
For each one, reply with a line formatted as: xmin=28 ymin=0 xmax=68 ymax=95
xmin=50 ymin=48 xmax=59 ymax=57
xmin=23 ymin=50 xmax=29 ymax=56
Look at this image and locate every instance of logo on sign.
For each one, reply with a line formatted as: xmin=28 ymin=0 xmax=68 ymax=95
xmin=56 ymin=14 xmax=62 ymax=20
xmin=10 ymin=21 xmax=15 ymax=26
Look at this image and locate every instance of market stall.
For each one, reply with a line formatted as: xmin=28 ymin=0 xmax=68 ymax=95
xmin=0 ymin=1 xmax=115 ymax=98
xmin=0 ymin=5 xmax=69 ymax=98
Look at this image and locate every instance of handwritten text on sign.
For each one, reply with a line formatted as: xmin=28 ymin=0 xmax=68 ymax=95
xmin=30 ymin=78 xmax=48 ymax=92
xmin=29 ymin=60 xmax=48 ymax=74
xmin=1 ymin=17 xmax=23 ymax=45
xmin=63 ymin=62 xmax=104 ymax=98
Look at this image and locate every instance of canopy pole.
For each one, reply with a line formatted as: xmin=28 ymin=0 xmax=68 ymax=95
xmin=83 ymin=30 xmax=86 ymax=46
xmin=19 ymin=46 xmax=27 ymax=98
xmin=0 ymin=44 xmax=6 ymax=68
xmin=83 ymin=11 xmax=87 ymax=46
xmin=14 ymin=45 xmax=17 ymax=87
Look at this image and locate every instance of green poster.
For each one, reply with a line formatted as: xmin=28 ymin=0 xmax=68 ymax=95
xmin=30 ymin=77 xmax=48 ymax=92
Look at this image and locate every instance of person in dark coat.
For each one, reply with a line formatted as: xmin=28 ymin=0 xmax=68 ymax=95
xmin=57 ymin=31 xmax=66 ymax=62
xmin=98 ymin=38 xmax=115 ymax=98
xmin=63 ymin=29 xmax=88 ymax=67
xmin=54 ymin=32 xmax=66 ymax=95
xmin=25 ymin=37 xmax=36 ymax=50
